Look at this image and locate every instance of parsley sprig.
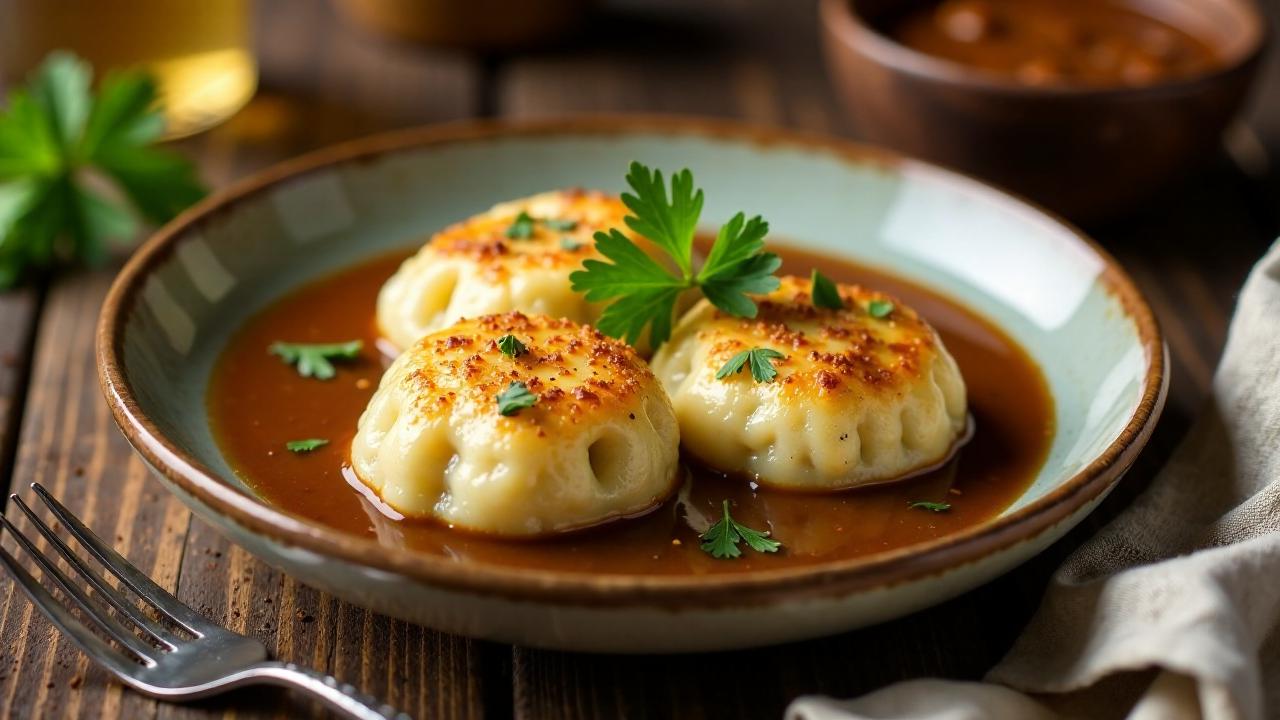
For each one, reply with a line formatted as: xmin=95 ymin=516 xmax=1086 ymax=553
xmin=569 ymin=162 xmax=781 ymax=346
xmin=700 ymin=500 xmax=782 ymax=559
xmin=716 ymin=347 xmax=785 ymax=383
xmin=0 ymin=52 xmax=205 ymax=287
xmin=269 ymin=340 xmax=363 ymax=380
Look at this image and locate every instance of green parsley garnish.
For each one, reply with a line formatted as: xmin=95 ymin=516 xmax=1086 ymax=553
xmin=559 ymin=237 xmax=583 ymax=251
xmin=496 ymin=380 xmax=537 ymax=416
xmin=505 ymin=211 xmax=535 ymax=239
xmin=285 ymin=438 xmax=329 ymax=453
xmin=715 ymin=347 xmax=785 ymax=383
xmin=909 ymin=500 xmax=952 ymax=513
xmin=0 ymin=51 xmax=205 ymax=288
xmin=497 ymin=334 xmax=526 ymax=357
xmin=700 ymin=500 xmax=781 ymax=559
xmin=506 ymin=212 xmax=576 ymax=239
xmin=269 ymin=340 xmax=362 ymax=380
xmin=569 ymin=162 xmax=781 ymax=347
xmin=810 ymin=269 xmax=844 ymax=310
xmin=868 ymin=299 xmax=895 ymax=318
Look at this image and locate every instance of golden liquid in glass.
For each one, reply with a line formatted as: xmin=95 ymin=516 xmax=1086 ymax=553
xmin=0 ymin=0 xmax=257 ymax=138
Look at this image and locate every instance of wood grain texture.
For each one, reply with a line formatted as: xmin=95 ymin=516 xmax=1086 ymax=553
xmin=0 ymin=0 xmax=1277 ymax=717
xmin=0 ymin=1 xmax=493 ymax=718
xmin=0 ymin=285 xmax=38 ymax=490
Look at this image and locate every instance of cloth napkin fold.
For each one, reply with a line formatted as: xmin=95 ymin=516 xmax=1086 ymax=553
xmin=788 ymin=240 xmax=1280 ymax=720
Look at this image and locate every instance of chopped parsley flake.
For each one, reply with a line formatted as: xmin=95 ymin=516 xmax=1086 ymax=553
xmin=506 ymin=211 xmax=535 ymax=239
xmin=506 ymin=212 xmax=577 ymax=239
xmin=909 ymin=500 xmax=951 ymax=513
xmin=497 ymin=334 xmax=527 ymax=357
xmin=810 ymin=269 xmax=844 ymax=310
xmin=715 ymin=347 xmax=785 ymax=383
xmin=700 ymin=500 xmax=781 ymax=559
xmin=868 ymin=299 xmax=895 ymax=319
xmin=496 ymin=381 xmax=537 ymax=416
xmin=269 ymin=340 xmax=362 ymax=380
xmin=285 ymin=438 xmax=329 ymax=453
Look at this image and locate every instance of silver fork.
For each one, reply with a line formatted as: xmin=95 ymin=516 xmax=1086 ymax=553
xmin=0 ymin=483 xmax=410 ymax=720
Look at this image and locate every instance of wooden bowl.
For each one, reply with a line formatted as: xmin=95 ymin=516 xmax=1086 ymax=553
xmin=819 ymin=0 xmax=1268 ymax=222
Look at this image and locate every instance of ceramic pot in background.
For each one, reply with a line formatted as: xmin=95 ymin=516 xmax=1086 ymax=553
xmin=819 ymin=0 xmax=1268 ymax=223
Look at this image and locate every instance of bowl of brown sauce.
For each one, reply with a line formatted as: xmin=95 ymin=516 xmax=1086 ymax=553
xmin=820 ymin=0 xmax=1268 ymax=221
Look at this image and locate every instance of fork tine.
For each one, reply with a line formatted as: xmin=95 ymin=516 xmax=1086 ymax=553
xmin=0 ymin=546 xmax=143 ymax=680
xmin=0 ymin=513 xmax=159 ymax=663
xmin=31 ymin=482 xmax=213 ymax=635
xmin=11 ymin=495 xmax=180 ymax=649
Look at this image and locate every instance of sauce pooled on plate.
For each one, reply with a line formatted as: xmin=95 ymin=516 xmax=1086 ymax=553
xmin=207 ymin=244 xmax=1054 ymax=576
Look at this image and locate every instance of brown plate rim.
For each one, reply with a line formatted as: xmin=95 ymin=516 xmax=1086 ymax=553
xmin=97 ymin=115 xmax=1167 ymax=609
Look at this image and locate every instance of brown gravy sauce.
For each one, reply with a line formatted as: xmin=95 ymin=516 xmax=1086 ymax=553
xmin=207 ymin=246 xmax=1054 ymax=576
xmin=887 ymin=0 xmax=1222 ymax=87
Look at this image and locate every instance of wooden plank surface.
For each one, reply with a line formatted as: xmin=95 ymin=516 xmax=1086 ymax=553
xmin=0 ymin=0 xmax=1277 ymax=718
xmin=0 ymin=2 xmax=494 ymax=719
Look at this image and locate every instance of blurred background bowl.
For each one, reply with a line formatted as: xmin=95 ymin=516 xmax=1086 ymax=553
xmin=819 ymin=0 xmax=1268 ymax=222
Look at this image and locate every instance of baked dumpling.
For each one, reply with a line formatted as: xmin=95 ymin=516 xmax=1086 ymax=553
xmin=378 ymin=189 xmax=638 ymax=351
xmin=649 ymin=275 xmax=968 ymax=491
xmin=350 ymin=312 xmax=681 ymax=536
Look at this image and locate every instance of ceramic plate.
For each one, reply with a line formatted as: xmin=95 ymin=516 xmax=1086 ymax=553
xmin=98 ymin=117 xmax=1166 ymax=652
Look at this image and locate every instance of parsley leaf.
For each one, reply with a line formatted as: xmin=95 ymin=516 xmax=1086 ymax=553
xmin=569 ymin=162 xmax=781 ymax=347
xmin=0 ymin=52 xmax=205 ymax=287
xmin=700 ymin=500 xmax=781 ymax=559
xmin=811 ymin=269 xmax=844 ymax=310
xmin=868 ymin=299 xmax=895 ymax=318
xmin=286 ymin=438 xmax=329 ymax=453
xmin=497 ymin=334 xmax=526 ymax=357
xmin=496 ymin=381 xmax=537 ymax=416
xmin=909 ymin=500 xmax=952 ymax=513
xmin=506 ymin=212 xmax=577 ymax=239
xmin=715 ymin=347 xmax=785 ymax=383
xmin=505 ymin=211 xmax=535 ymax=239
xmin=269 ymin=340 xmax=363 ymax=380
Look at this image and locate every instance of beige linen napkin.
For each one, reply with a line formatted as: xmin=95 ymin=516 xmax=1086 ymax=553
xmin=788 ymin=240 xmax=1280 ymax=720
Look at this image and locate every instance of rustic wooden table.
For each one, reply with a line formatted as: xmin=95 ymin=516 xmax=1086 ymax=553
xmin=2 ymin=1 xmax=1278 ymax=718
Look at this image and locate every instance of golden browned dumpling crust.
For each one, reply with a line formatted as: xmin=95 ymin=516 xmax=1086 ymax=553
xmin=650 ymin=275 xmax=969 ymax=490
xmin=351 ymin=312 xmax=681 ymax=536
xmin=376 ymin=189 xmax=630 ymax=351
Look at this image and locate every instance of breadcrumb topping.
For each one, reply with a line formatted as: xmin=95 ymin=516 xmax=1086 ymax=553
xmin=700 ymin=275 xmax=938 ymax=396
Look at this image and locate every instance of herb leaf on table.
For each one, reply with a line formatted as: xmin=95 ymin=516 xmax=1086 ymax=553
xmin=0 ymin=52 xmax=206 ymax=287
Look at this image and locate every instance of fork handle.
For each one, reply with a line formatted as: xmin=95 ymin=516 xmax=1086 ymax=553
xmin=248 ymin=661 xmax=410 ymax=720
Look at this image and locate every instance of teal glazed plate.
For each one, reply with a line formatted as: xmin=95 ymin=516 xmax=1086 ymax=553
xmin=98 ymin=117 xmax=1166 ymax=652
